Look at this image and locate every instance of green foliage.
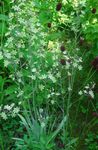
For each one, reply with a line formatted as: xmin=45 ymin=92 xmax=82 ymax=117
xmin=14 ymin=114 xmax=67 ymax=150
xmin=85 ymin=132 xmax=98 ymax=150
xmin=0 ymin=0 xmax=98 ymax=149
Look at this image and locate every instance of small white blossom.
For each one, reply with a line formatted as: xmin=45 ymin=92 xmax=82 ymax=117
xmin=40 ymin=74 xmax=47 ymax=79
xmin=48 ymin=41 xmax=54 ymax=49
xmin=4 ymin=60 xmax=10 ymax=67
xmin=4 ymin=53 xmax=11 ymax=59
xmin=18 ymin=101 xmax=22 ymax=105
xmin=18 ymin=78 xmax=22 ymax=83
xmin=39 ymin=108 xmax=43 ymax=113
xmin=41 ymin=122 xmax=45 ymax=128
xmin=48 ymin=74 xmax=56 ymax=83
xmin=68 ymin=87 xmax=72 ymax=91
xmin=85 ymin=86 xmax=89 ymax=89
xmin=84 ymin=90 xmax=88 ymax=94
xmin=78 ymin=65 xmax=83 ymax=70
xmin=4 ymin=105 xmax=12 ymax=111
xmin=55 ymin=93 xmax=60 ymax=96
xmin=51 ymin=100 xmax=55 ymax=104
xmin=31 ymin=68 xmax=37 ymax=72
xmin=12 ymin=107 xmax=20 ymax=117
xmin=62 ymin=0 xmax=68 ymax=5
xmin=78 ymin=91 xmax=83 ymax=95
xmin=1 ymin=112 xmax=7 ymax=120
xmin=39 ymin=85 xmax=44 ymax=91
xmin=28 ymin=75 xmax=36 ymax=80
xmin=47 ymin=94 xmax=51 ymax=98
xmin=89 ymin=90 xmax=94 ymax=99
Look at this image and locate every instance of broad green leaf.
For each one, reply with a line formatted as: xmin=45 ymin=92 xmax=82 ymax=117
xmin=46 ymin=116 xmax=67 ymax=145
xmin=0 ymin=14 xmax=8 ymax=21
xmin=0 ymin=22 xmax=7 ymax=36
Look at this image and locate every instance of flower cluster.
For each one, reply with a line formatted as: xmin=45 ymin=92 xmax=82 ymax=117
xmin=0 ymin=102 xmax=21 ymax=120
xmin=60 ymin=48 xmax=83 ymax=71
xmin=78 ymin=82 xmax=95 ymax=99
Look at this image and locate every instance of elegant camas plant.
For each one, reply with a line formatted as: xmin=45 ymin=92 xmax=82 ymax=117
xmin=0 ymin=0 xmax=98 ymax=149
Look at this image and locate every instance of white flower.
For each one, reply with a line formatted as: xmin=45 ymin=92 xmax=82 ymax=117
xmin=39 ymin=108 xmax=43 ymax=113
xmin=18 ymin=78 xmax=22 ymax=83
xmin=47 ymin=94 xmax=51 ymax=98
xmin=40 ymin=74 xmax=47 ymax=79
xmin=78 ymin=91 xmax=83 ymax=95
xmin=59 ymin=13 xmax=69 ymax=23
xmin=48 ymin=41 xmax=54 ymax=49
xmin=51 ymin=92 xmax=55 ymax=95
xmin=63 ymin=51 xmax=67 ymax=55
xmin=18 ymin=101 xmax=22 ymax=105
xmin=84 ymin=90 xmax=88 ymax=94
xmin=62 ymin=0 xmax=68 ymax=5
xmin=48 ymin=74 xmax=56 ymax=83
xmin=51 ymin=100 xmax=55 ymax=104
xmin=4 ymin=105 xmax=12 ymax=111
xmin=64 ymin=55 xmax=69 ymax=60
xmin=41 ymin=122 xmax=45 ymax=128
xmin=4 ymin=60 xmax=10 ymax=67
xmin=91 ymin=83 xmax=96 ymax=89
xmin=85 ymin=86 xmax=89 ymax=89
xmin=1 ymin=112 xmax=7 ymax=120
xmin=12 ymin=6 xmax=20 ymax=11
xmin=28 ymin=75 xmax=36 ymax=80
xmin=12 ymin=107 xmax=20 ymax=116
xmin=7 ymin=37 xmax=13 ymax=43
xmin=76 ymin=48 xmax=79 ymax=51
xmin=31 ymin=68 xmax=36 ymax=72
xmin=4 ymin=52 xmax=11 ymax=59
xmin=89 ymin=90 xmax=94 ymax=99
xmin=39 ymin=85 xmax=44 ymax=91
xmin=78 ymin=65 xmax=83 ymax=70
xmin=79 ymin=58 xmax=83 ymax=62
xmin=92 ymin=18 xmax=97 ymax=24
xmin=68 ymin=87 xmax=72 ymax=91
xmin=55 ymin=93 xmax=60 ymax=96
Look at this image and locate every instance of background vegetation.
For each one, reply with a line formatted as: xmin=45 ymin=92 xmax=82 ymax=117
xmin=0 ymin=0 xmax=98 ymax=149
